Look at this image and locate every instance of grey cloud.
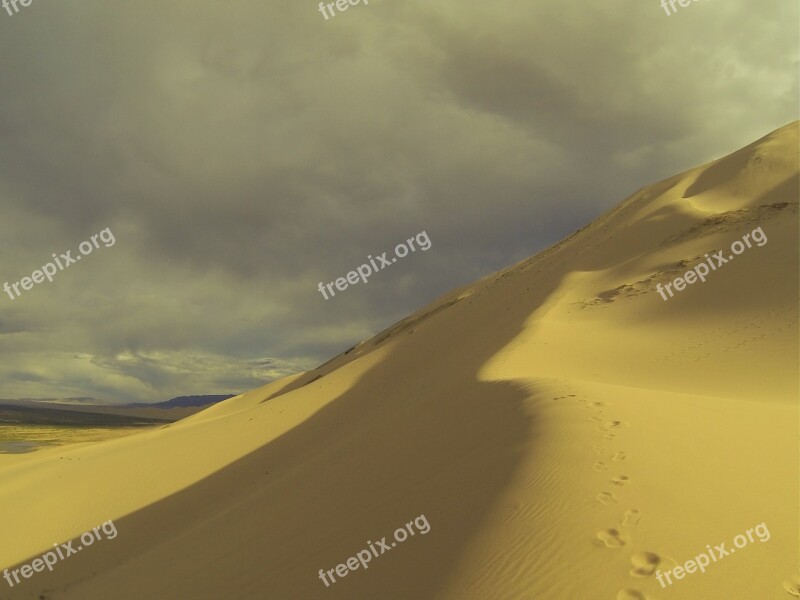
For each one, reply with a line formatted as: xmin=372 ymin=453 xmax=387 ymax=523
xmin=0 ymin=0 xmax=795 ymax=402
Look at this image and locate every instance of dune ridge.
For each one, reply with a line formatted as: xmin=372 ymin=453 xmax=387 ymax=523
xmin=0 ymin=122 xmax=797 ymax=599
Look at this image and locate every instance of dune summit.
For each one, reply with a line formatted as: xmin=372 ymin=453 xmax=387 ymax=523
xmin=0 ymin=122 xmax=797 ymax=599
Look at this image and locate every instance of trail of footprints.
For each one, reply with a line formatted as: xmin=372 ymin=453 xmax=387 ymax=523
xmin=574 ymin=393 xmax=662 ymax=600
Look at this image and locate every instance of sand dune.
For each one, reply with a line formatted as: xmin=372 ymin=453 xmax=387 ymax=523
xmin=0 ymin=122 xmax=797 ymax=599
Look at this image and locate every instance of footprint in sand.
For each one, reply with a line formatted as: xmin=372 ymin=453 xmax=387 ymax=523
xmin=784 ymin=576 xmax=800 ymax=596
xmin=611 ymin=475 xmax=630 ymax=486
xmin=604 ymin=434 xmax=616 ymax=441
xmin=596 ymin=421 xmax=620 ymax=432
xmin=593 ymin=461 xmax=608 ymax=472
xmin=592 ymin=444 xmax=605 ymax=455
xmin=616 ymin=589 xmax=646 ymax=600
xmin=622 ymin=509 xmax=641 ymax=527
xmin=596 ymin=491 xmax=618 ymax=505
xmin=596 ymin=528 xmax=627 ymax=548
xmin=613 ymin=451 xmax=628 ymax=462
xmin=593 ymin=401 xmax=606 ymax=407
xmin=630 ymin=551 xmax=661 ymax=577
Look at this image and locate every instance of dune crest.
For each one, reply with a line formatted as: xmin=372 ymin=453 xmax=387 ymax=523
xmin=0 ymin=122 xmax=796 ymax=600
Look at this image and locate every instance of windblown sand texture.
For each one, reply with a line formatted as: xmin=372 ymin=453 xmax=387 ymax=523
xmin=0 ymin=122 xmax=797 ymax=599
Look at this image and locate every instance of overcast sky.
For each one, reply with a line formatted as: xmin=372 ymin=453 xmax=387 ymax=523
xmin=0 ymin=0 xmax=796 ymax=403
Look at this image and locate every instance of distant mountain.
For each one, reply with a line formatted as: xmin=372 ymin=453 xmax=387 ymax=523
xmin=0 ymin=394 xmax=237 ymax=426
xmin=0 ymin=404 xmax=172 ymax=427
xmin=0 ymin=395 xmax=236 ymax=409
xmin=125 ymin=395 xmax=236 ymax=409
xmin=14 ymin=397 xmax=102 ymax=404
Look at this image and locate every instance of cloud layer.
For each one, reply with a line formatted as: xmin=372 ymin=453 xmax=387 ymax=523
xmin=0 ymin=0 xmax=796 ymax=402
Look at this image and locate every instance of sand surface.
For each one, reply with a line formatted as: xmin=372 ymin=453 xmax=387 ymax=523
xmin=0 ymin=122 xmax=797 ymax=599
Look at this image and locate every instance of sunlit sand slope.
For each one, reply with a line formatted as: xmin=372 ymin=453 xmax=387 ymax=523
xmin=0 ymin=122 xmax=796 ymax=600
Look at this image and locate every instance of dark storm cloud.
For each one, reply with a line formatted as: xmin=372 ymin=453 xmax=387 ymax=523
xmin=0 ymin=0 xmax=796 ymax=402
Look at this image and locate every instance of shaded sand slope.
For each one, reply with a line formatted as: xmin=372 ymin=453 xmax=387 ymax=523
xmin=0 ymin=122 xmax=797 ymax=600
